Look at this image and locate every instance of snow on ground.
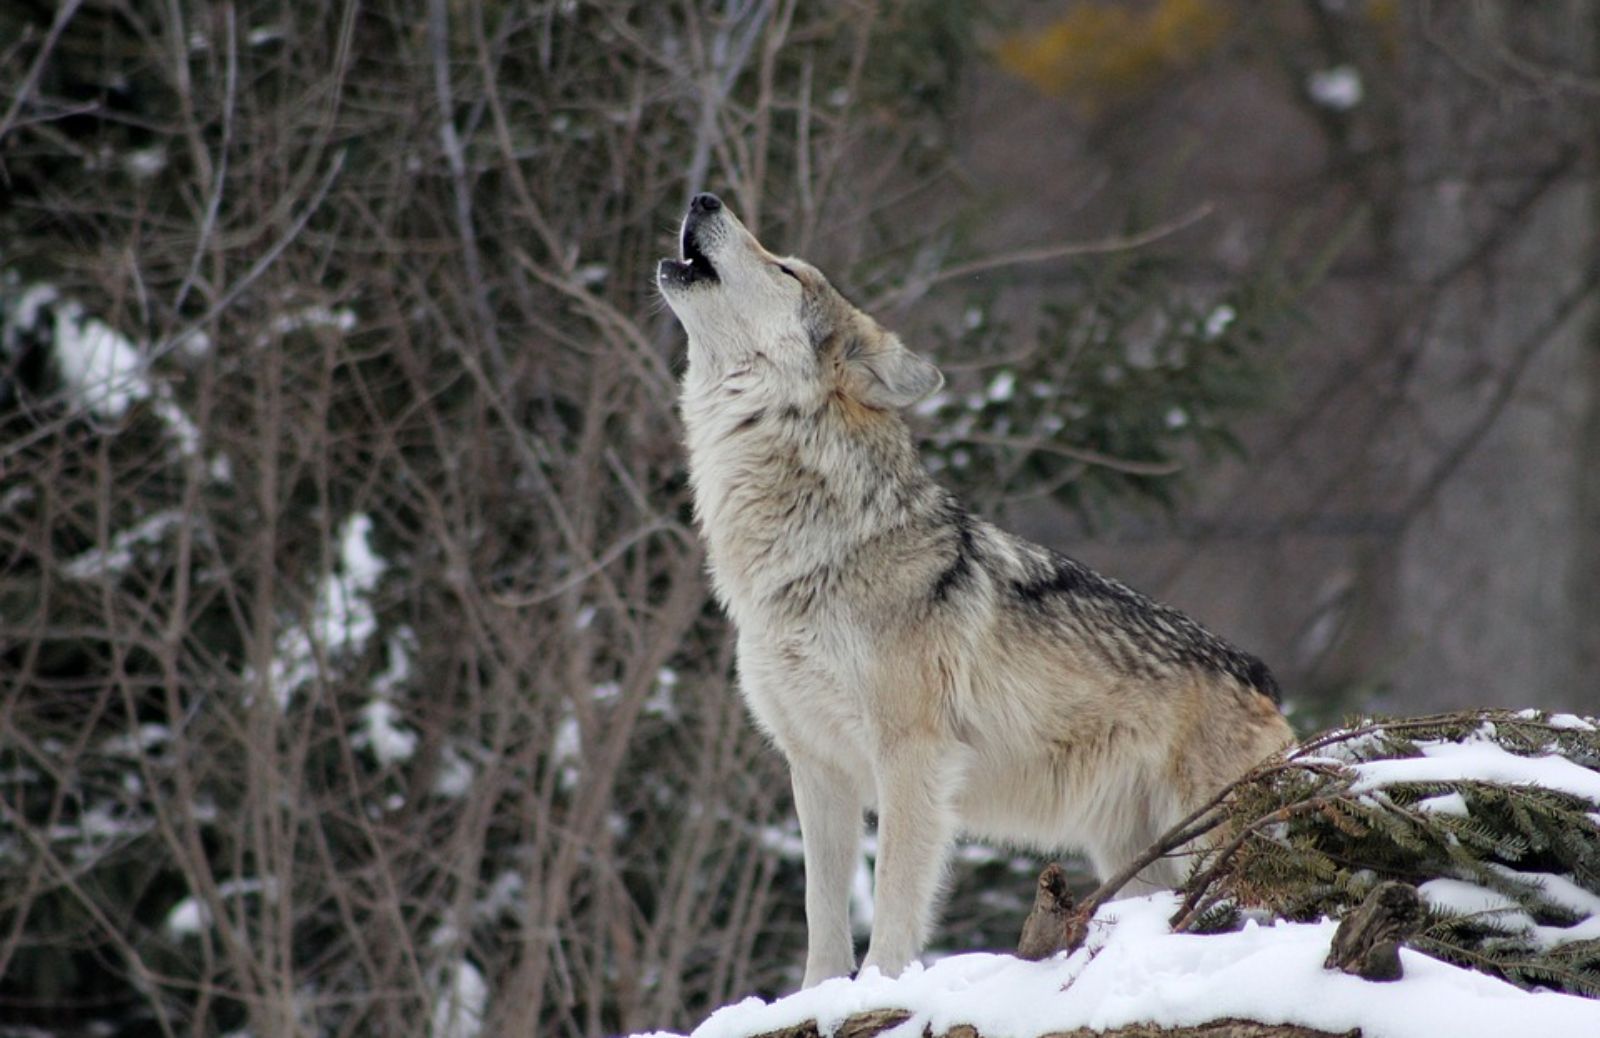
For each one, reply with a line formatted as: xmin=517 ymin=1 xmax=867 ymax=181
xmin=630 ymin=717 xmax=1600 ymax=1037
xmin=636 ymin=892 xmax=1600 ymax=1038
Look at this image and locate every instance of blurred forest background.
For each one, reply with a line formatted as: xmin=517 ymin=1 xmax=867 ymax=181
xmin=0 ymin=0 xmax=1595 ymax=1035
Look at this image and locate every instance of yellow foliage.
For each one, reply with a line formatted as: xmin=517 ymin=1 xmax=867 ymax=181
xmin=994 ymin=0 xmax=1233 ymax=108
xmin=1365 ymin=0 xmax=1399 ymax=28
xmin=1363 ymin=0 xmax=1402 ymax=59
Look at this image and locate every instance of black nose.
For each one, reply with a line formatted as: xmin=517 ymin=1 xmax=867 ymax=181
xmin=690 ymin=192 xmax=722 ymax=214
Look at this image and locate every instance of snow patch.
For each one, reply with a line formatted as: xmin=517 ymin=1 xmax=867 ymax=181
xmin=372 ymin=628 xmax=417 ymax=697
xmin=1418 ymin=877 xmax=1529 ymax=924
xmin=1348 ymin=739 xmax=1600 ymax=803
xmin=433 ymin=744 xmax=476 ymax=798
xmin=1413 ymin=791 xmax=1469 ymax=816
xmin=1489 ymin=865 xmax=1600 ymax=921
xmin=552 ymin=715 xmax=582 ymax=791
xmin=13 ymin=283 xmax=59 ymax=331
xmin=1420 ymin=872 xmax=1600 ymax=949
xmin=1308 ymin=66 xmax=1363 ymax=110
xmin=10 ymin=286 xmax=209 ymax=460
xmin=50 ymin=802 xmax=151 ymax=862
xmin=260 ymin=513 xmax=387 ymax=709
xmin=758 ymin=823 xmax=804 ymax=860
xmin=124 ymin=145 xmax=167 ymax=179
xmin=269 ymin=304 xmax=356 ymax=339
xmin=644 ymin=892 xmax=1600 ymax=1038
xmin=354 ymin=629 xmax=419 ymax=764
xmin=101 ymin=723 xmax=173 ymax=757
xmin=52 ymin=301 xmax=148 ymax=418
xmin=1529 ymin=711 xmax=1595 ymax=732
xmin=430 ymin=958 xmax=488 ymax=1038
xmin=62 ymin=510 xmax=185 ymax=580
xmin=477 ymin=869 xmax=526 ymax=922
xmin=1202 ymin=303 xmax=1236 ymax=340
xmin=645 ymin=666 xmax=679 ymax=718
xmin=354 ymin=700 xmax=418 ymax=767
xmin=165 ymin=877 xmax=274 ymax=938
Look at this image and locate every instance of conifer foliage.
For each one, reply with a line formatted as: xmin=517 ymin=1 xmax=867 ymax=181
xmin=1175 ymin=710 xmax=1600 ymax=997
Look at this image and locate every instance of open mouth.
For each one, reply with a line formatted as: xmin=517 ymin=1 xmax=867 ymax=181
xmin=680 ymin=222 xmax=718 ymax=282
xmin=659 ymin=209 xmax=721 ymax=289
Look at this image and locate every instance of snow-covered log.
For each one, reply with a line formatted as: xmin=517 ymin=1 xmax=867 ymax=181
xmin=640 ymin=711 xmax=1600 ymax=1038
xmin=745 ymin=1012 xmax=1355 ymax=1038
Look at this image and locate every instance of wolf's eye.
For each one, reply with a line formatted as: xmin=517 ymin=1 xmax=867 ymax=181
xmin=777 ymin=263 xmax=800 ymax=281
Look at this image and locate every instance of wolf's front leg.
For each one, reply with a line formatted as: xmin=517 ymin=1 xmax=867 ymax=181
xmin=859 ymin=739 xmax=959 ymax=977
xmin=791 ymin=758 xmax=862 ymax=987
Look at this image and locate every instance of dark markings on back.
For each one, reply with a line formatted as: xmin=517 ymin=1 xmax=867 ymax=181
xmin=928 ymin=501 xmax=979 ymax=604
xmin=1011 ymin=551 xmax=1281 ymax=702
xmin=732 ymin=409 xmax=765 ymax=433
xmin=1244 ymin=657 xmax=1281 ymax=702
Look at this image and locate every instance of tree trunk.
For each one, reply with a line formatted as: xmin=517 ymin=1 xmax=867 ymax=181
xmin=1387 ymin=0 xmax=1600 ymax=711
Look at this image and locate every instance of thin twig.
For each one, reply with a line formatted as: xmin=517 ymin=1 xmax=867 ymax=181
xmin=171 ymin=4 xmax=237 ymax=320
xmin=871 ymin=203 xmax=1215 ymax=312
xmin=429 ymin=0 xmax=510 ymax=383
xmin=1060 ymin=754 xmax=1300 ymax=942
xmin=147 ymin=149 xmax=349 ymax=365
xmin=491 ymin=520 xmax=684 ymax=607
xmin=1168 ymin=795 xmax=1341 ymax=933
xmin=0 ymin=0 xmax=86 ymax=145
xmin=948 ymin=432 xmax=1184 ymax=477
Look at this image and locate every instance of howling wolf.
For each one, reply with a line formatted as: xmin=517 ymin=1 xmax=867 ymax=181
xmin=658 ymin=192 xmax=1294 ymax=986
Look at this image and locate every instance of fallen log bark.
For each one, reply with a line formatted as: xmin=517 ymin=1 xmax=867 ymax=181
xmin=750 ymin=1011 xmax=1359 ymax=1038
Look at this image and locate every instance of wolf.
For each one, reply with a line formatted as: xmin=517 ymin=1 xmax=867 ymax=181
xmin=657 ymin=192 xmax=1295 ymax=987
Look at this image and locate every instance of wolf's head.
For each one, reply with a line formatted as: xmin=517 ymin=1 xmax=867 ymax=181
xmin=658 ymin=193 xmax=943 ymax=412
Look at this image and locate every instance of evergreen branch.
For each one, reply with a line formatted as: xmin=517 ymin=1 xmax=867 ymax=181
xmin=1163 ymin=710 xmax=1600 ymax=995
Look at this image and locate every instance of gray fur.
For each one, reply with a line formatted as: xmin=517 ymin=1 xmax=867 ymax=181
xmin=658 ymin=195 xmax=1295 ymax=985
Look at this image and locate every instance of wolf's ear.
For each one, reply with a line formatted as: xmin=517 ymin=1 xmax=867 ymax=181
xmin=842 ymin=336 xmax=944 ymax=411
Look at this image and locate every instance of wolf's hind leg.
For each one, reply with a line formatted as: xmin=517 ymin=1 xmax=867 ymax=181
xmin=1088 ymin=793 xmax=1189 ymax=897
xmin=792 ymin=758 xmax=862 ymax=987
xmin=860 ymin=739 xmax=961 ymax=977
